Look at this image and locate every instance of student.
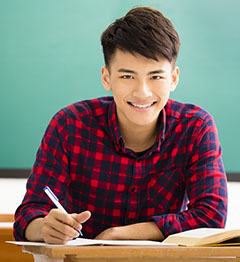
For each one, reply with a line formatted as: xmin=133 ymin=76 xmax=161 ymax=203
xmin=14 ymin=6 xmax=227 ymax=244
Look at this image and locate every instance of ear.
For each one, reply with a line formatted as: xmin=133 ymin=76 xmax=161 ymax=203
xmin=170 ymin=66 xmax=180 ymax=92
xmin=101 ymin=66 xmax=111 ymax=92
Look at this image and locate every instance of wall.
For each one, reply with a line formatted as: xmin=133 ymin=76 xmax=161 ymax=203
xmin=1 ymin=0 xmax=240 ymax=172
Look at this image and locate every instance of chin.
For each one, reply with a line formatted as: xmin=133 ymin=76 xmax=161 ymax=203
xmin=130 ymin=118 xmax=158 ymax=127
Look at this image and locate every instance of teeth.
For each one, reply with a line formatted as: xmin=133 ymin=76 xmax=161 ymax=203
xmin=131 ymin=102 xmax=153 ymax=108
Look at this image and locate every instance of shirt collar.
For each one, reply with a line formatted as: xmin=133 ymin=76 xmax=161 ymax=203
xmin=108 ymin=100 xmax=166 ymax=153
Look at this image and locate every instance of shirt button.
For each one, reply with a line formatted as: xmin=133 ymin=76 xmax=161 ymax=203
xmin=129 ymin=186 xmax=137 ymax=193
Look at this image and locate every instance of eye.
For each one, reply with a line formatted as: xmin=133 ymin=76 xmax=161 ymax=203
xmin=151 ymin=75 xmax=163 ymax=80
xmin=120 ymin=75 xmax=134 ymax=79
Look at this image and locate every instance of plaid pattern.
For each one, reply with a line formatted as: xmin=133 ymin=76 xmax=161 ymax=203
xmin=14 ymin=97 xmax=227 ymax=240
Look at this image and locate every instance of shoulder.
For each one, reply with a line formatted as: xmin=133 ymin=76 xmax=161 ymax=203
xmin=52 ymin=96 xmax=114 ymax=124
xmin=165 ymin=99 xmax=213 ymax=123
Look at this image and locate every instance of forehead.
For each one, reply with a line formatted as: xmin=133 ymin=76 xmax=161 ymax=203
xmin=109 ymin=49 xmax=172 ymax=72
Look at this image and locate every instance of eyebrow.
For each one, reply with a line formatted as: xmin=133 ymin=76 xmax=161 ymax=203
xmin=117 ymin=68 xmax=166 ymax=75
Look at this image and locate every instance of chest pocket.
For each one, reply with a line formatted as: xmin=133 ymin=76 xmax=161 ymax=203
xmin=147 ymin=168 xmax=186 ymax=212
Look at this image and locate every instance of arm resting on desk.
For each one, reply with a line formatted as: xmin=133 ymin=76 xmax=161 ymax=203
xmin=95 ymin=221 xmax=164 ymax=241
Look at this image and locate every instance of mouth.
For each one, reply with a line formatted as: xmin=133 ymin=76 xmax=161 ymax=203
xmin=127 ymin=101 xmax=157 ymax=108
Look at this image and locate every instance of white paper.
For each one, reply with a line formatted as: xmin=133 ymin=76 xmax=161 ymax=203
xmin=7 ymin=238 xmax=176 ymax=246
xmin=169 ymin=228 xmax=236 ymax=239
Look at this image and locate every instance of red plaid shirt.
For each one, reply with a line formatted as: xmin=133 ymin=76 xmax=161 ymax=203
xmin=14 ymin=97 xmax=227 ymax=240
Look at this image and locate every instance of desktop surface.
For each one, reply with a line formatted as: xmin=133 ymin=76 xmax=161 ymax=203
xmin=23 ymin=244 xmax=240 ymax=262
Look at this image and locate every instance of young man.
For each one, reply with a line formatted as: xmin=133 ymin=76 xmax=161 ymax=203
xmin=14 ymin=6 xmax=227 ymax=244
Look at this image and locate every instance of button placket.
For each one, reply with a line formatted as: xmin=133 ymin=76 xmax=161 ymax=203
xmin=126 ymin=160 xmax=142 ymax=222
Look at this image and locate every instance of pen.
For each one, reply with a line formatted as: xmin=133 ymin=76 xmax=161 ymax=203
xmin=43 ymin=186 xmax=83 ymax=236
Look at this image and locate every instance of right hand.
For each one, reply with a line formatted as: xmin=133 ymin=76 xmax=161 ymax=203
xmin=25 ymin=209 xmax=91 ymax=244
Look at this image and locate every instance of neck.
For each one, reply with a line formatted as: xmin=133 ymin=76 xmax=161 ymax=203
xmin=119 ymin=121 xmax=158 ymax=152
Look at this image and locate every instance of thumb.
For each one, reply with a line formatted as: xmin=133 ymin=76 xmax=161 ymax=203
xmin=72 ymin=210 xmax=91 ymax=224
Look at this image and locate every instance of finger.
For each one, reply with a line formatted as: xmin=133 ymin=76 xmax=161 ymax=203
xmin=46 ymin=217 xmax=79 ymax=239
xmin=72 ymin=211 xmax=91 ymax=224
xmin=70 ymin=211 xmax=91 ymax=232
xmin=44 ymin=232 xmax=69 ymax=244
xmin=49 ymin=209 xmax=79 ymax=230
xmin=42 ymin=223 xmax=67 ymax=244
xmin=45 ymin=209 xmax=80 ymax=238
xmin=47 ymin=209 xmax=91 ymax=236
xmin=48 ymin=208 xmax=68 ymax=222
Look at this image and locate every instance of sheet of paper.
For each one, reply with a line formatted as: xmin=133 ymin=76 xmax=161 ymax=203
xmin=7 ymin=238 xmax=177 ymax=246
xmin=67 ymin=238 xmax=176 ymax=246
xmin=170 ymin=228 xmax=234 ymax=239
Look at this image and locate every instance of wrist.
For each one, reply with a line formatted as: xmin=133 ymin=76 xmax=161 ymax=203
xmin=25 ymin=217 xmax=45 ymax=241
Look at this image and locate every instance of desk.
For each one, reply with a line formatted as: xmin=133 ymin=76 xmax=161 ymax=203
xmin=23 ymin=245 xmax=240 ymax=262
xmin=0 ymin=222 xmax=33 ymax=262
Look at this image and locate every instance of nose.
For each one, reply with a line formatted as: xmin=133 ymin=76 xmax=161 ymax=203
xmin=132 ymin=80 xmax=152 ymax=99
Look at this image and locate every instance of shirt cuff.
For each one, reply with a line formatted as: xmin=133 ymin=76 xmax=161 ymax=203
xmin=151 ymin=214 xmax=183 ymax=238
xmin=14 ymin=210 xmax=48 ymax=241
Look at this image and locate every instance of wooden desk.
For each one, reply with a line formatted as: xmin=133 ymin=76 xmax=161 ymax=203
xmin=23 ymin=245 xmax=240 ymax=262
xmin=0 ymin=213 xmax=14 ymax=222
xmin=0 ymin=222 xmax=33 ymax=262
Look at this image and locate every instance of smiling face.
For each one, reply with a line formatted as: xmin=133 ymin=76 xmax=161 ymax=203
xmin=102 ymin=49 xmax=179 ymax=132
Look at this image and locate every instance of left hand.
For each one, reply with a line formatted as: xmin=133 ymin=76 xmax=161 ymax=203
xmin=95 ymin=222 xmax=164 ymax=241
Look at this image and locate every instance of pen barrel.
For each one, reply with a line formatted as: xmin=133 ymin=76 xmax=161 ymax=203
xmin=55 ymin=201 xmax=68 ymax=214
xmin=44 ymin=186 xmax=83 ymax=236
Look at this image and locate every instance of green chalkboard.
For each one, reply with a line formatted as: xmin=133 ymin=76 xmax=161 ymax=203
xmin=1 ymin=0 xmax=239 ymax=172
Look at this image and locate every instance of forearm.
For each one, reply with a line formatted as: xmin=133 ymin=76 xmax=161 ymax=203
xmin=121 ymin=222 xmax=164 ymax=240
xmin=95 ymin=222 xmax=164 ymax=241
